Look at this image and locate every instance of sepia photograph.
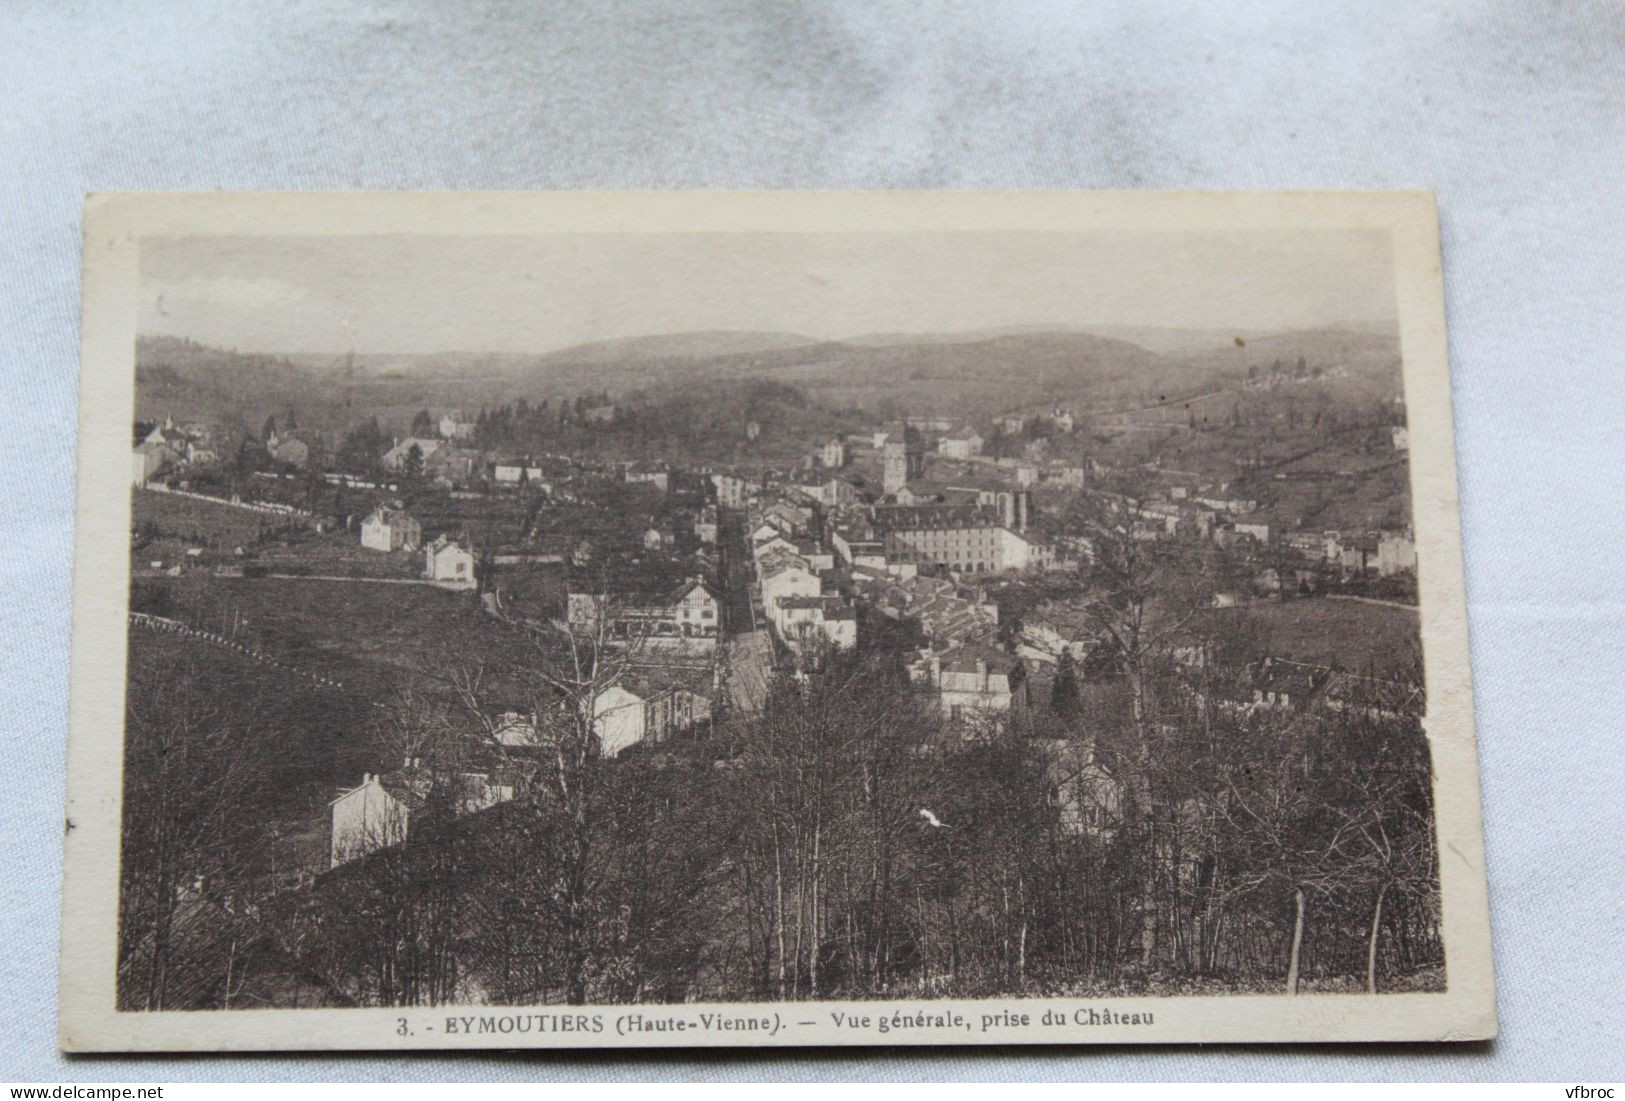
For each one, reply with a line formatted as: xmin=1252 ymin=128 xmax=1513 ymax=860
xmin=59 ymin=190 xmax=1493 ymax=1051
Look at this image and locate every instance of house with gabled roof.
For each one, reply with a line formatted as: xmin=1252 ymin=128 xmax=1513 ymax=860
xmin=776 ymin=595 xmax=858 ymax=653
xmin=566 ymin=574 xmax=723 ymax=646
xmin=328 ymin=764 xmax=516 ymax=868
xmin=360 ymin=502 xmax=422 ymax=552
xmin=592 ymin=669 xmax=715 ymax=758
xmin=132 ymin=440 xmax=181 ymax=487
xmin=938 ymin=425 xmax=985 ymax=460
xmin=438 ymin=410 xmax=476 ymax=440
xmin=424 ymin=533 xmax=476 ymax=588
xmin=382 ymin=436 xmax=444 ymax=472
xmin=911 ymin=643 xmax=1029 ymax=726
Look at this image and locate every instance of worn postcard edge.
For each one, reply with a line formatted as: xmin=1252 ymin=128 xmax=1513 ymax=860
xmin=59 ymin=190 xmax=1495 ymax=1052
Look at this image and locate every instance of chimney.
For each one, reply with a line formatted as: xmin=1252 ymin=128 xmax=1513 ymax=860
xmin=976 ymin=658 xmax=989 ymax=689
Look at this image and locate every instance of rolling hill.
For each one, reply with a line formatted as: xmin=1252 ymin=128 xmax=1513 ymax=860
xmin=135 ymin=322 xmax=1401 ymax=442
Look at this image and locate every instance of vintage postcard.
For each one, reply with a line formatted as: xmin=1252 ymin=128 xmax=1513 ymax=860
xmin=60 ymin=191 xmax=1494 ymax=1051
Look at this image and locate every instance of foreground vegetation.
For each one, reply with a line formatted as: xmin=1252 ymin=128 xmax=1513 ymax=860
xmin=116 ymin=608 xmax=1442 ymax=1011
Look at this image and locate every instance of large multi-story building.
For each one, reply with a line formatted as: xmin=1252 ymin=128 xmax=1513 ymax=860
xmin=873 ymin=504 xmax=1003 ymax=572
xmin=711 ymin=472 xmax=749 ymax=508
xmin=868 ymin=497 xmax=1049 ymax=575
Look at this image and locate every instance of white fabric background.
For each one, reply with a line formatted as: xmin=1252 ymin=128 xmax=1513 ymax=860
xmin=3 ymin=0 xmax=1621 ymax=1082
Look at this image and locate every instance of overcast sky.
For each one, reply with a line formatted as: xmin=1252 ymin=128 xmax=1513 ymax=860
xmin=139 ymin=230 xmax=1398 ymax=356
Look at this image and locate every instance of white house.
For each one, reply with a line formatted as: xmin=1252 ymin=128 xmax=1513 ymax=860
xmin=1377 ymin=531 xmax=1417 ymax=576
xmin=914 ymin=645 xmax=1029 ymax=726
xmin=131 ymin=441 xmax=180 ymax=487
xmin=492 ymin=711 xmax=544 ymax=748
xmin=712 ymin=472 xmax=748 ymax=508
xmin=329 ymin=766 xmax=514 ymax=868
xmin=492 ymin=460 xmax=547 ymax=485
xmin=565 ymin=576 xmax=723 ymax=643
xmin=776 ymin=595 xmax=859 ymax=653
xmin=820 ymin=434 xmax=846 ymax=469
xmin=670 ymin=577 xmax=724 ymax=639
xmin=796 ymin=475 xmax=857 ymax=509
xmin=761 ymin=556 xmax=822 ymax=640
xmin=330 ymin=771 xmax=418 ymax=867
xmin=1392 ymin=425 xmax=1410 ymax=451
xmin=360 ymin=503 xmax=422 ymax=552
xmin=592 ymin=678 xmax=713 ymax=758
xmin=938 ymin=425 xmax=985 ymax=460
xmin=439 ymin=411 xmax=476 ymax=440
xmin=999 ymin=527 xmax=1055 ymax=571
xmin=424 ymin=534 xmax=476 ymax=588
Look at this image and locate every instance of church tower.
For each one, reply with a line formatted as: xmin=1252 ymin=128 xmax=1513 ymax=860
xmin=882 ymin=421 xmax=925 ymax=495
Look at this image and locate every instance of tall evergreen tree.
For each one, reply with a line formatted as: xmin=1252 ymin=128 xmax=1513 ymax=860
xmin=1050 ymin=647 xmax=1081 ymax=720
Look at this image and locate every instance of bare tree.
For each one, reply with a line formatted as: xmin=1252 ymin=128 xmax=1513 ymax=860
xmin=119 ymin=643 xmax=270 ymax=1010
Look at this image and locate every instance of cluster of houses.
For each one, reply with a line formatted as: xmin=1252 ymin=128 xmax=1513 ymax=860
xmin=1241 ymin=360 xmax=1350 ymax=390
xmin=851 ymin=571 xmax=1000 ymax=649
xmin=357 ymin=501 xmax=477 ymax=589
xmin=1121 ymin=474 xmax=1418 ymax=589
xmin=328 ymin=663 xmax=717 ymax=869
xmin=131 ymin=415 xmax=217 ymax=486
xmin=725 ymin=413 xmax=1093 ymax=708
xmin=751 ymin=512 xmax=859 ymax=656
xmin=380 ymin=435 xmax=485 ymax=486
xmin=312 ymin=395 xmax=1428 ymax=872
xmin=1281 ymin=528 xmax=1418 ymax=578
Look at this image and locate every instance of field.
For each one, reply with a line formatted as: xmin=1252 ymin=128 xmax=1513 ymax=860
xmin=246 ymin=531 xmax=425 ymax=579
xmin=132 ymin=487 xmax=292 ymax=547
xmin=131 ymin=576 xmax=541 ymax=704
xmin=1227 ymin=597 xmax=1420 ymax=676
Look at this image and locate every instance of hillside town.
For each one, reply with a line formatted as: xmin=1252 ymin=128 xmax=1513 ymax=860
xmin=120 ymin=333 xmax=1438 ymax=1012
